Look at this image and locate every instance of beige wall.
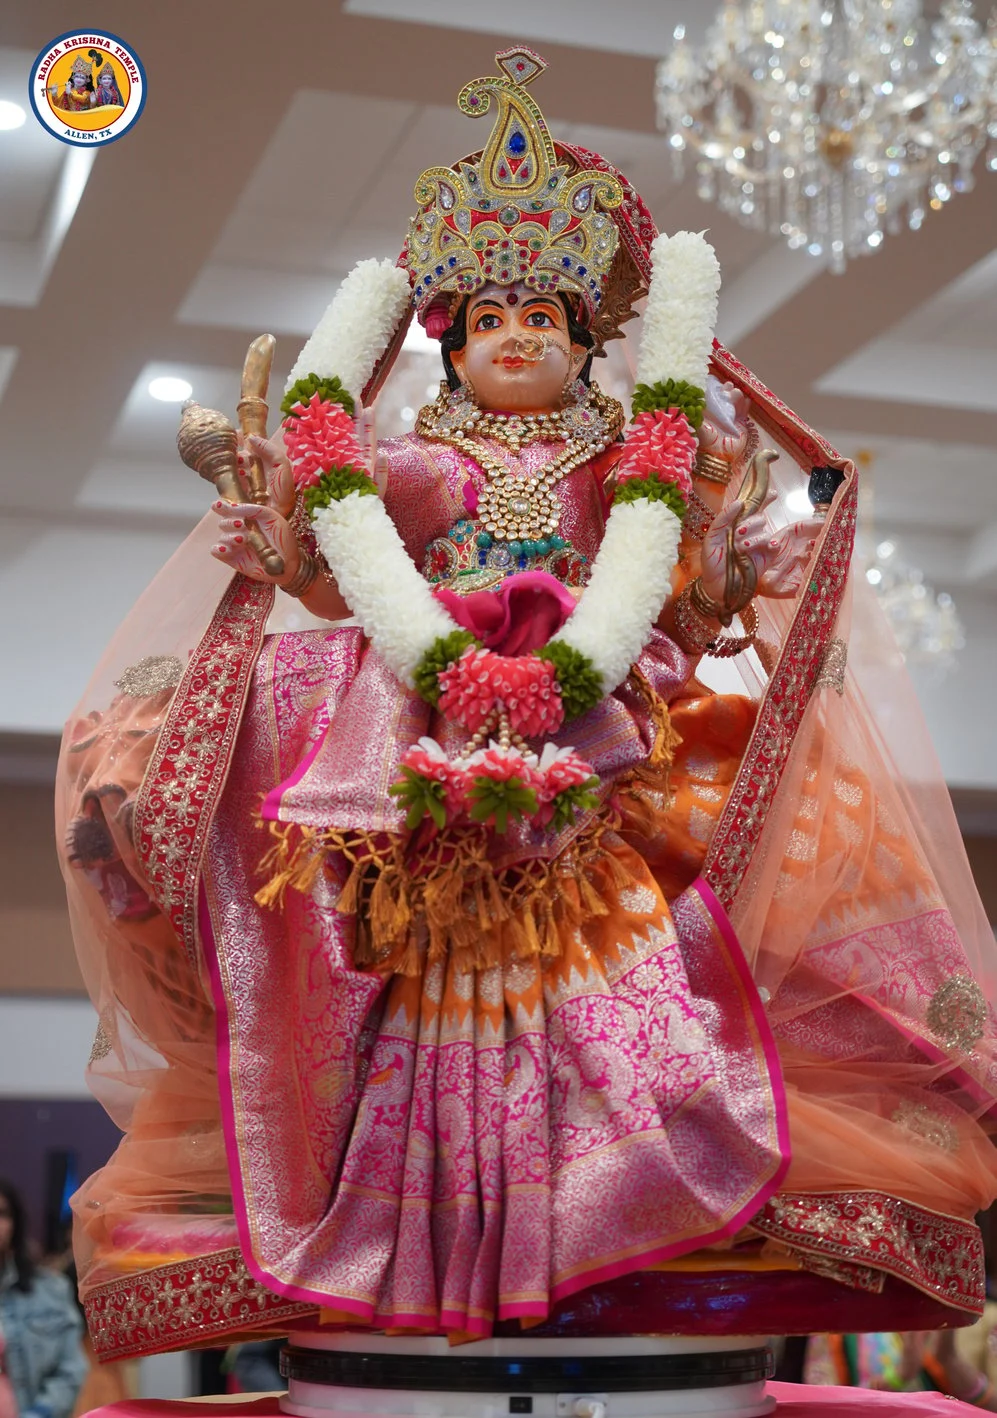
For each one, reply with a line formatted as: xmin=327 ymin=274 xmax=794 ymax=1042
xmin=0 ymin=781 xmax=82 ymax=994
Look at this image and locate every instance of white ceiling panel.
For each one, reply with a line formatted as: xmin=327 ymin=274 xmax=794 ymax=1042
xmin=342 ymin=0 xmax=706 ymax=57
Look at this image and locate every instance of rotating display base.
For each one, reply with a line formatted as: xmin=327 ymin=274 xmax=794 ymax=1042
xmin=278 ymin=1334 xmax=775 ymax=1418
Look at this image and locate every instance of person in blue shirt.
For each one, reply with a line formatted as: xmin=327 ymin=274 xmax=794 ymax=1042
xmin=0 ymin=1181 xmax=87 ymax=1418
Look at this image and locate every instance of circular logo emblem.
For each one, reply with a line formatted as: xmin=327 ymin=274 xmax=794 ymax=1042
xmin=28 ymin=30 xmax=146 ymax=146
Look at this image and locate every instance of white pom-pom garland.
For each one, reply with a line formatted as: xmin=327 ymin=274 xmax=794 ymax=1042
xmin=634 ymin=231 xmax=721 ymax=394
xmin=287 ymin=259 xmax=411 ymax=403
xmin=558 ymin=499 xmax=682 ymax=694
xmin=311 ymin=493 xmax=460 ymax=687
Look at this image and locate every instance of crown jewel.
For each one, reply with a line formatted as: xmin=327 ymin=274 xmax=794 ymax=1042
xmin=407 ymin=49 xmax=624 ymax=325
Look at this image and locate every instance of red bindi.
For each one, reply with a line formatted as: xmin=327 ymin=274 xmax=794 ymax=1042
xmin=506 ymin=292 xmax=518 ymax=305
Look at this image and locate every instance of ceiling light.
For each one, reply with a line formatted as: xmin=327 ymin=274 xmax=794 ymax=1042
xmin=148 ymin=376 xmax=193 ymax=403
xmin=0 ymin=101 xmax=26 ymax=131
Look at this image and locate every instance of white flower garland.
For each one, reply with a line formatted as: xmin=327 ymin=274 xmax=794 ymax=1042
xmin=556 ymin=498 xmax=683 ymax=692
xmin=634 ymin=231 xmax=721 ymax=392
xmin=311 ymin=494 xmax=460 ymax=687
xmin=298 ymin=230 xmax=720 ymax=715
xmin=287 ymin=258 xmax=411 ymax=403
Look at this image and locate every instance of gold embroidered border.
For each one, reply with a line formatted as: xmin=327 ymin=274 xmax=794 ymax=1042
xmin=701 ymin=480 xmax=857 ymax=909
xmin=753 ymin=1190 xmax=984 ymax=1314
xmin=134 ymin=575 xmax=275 ymax=963
xmin=84 ymin=1247 xmax=316 ymax=1360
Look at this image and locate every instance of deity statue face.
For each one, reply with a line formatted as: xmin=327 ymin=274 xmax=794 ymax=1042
xmin=447 ymin=281 xmax=590 ymax=414
xmin=72 ymin=72 xmax=87 ymax=89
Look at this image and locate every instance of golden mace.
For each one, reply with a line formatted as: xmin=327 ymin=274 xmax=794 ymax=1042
xmin=176 ymin=335 xmax=285 ymax=578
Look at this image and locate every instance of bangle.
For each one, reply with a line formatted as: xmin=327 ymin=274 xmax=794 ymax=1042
xmin=695 ymin=449 xmax=735 ymax=486
xmin=672 ymin=580 xmax=720 ymax=655
xmin=704 ymin=601 xmax=758 ymax=658
xmin=683 ymin=487 xmax=716 ymax=541
xmin=280 ymin=549 xmax=319 ymax=598
xmin=673 ymin=579 xmax=758 ymax=658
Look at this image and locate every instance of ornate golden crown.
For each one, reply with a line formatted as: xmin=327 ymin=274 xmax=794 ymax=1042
xmin=406 ymin=48 xmax=624 ymax=324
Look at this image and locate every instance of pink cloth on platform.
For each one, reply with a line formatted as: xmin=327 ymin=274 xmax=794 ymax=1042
xmin=73 ymin=1384 xmax=982 ymax=1417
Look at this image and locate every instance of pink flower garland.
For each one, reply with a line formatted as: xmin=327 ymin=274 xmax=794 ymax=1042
xmin=394 ymin=738 xmax=598 ymax=834
xmin=283 ymin=393 xmax=367 ymax=489
xmin=438 ymin=647 xmax=564 ymax=738
xmin=617 ymin=407 xmax=696 ymax=497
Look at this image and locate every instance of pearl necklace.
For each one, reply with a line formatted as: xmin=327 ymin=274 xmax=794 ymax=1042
xmin=418 ymin=382 xmax=623 ymax=545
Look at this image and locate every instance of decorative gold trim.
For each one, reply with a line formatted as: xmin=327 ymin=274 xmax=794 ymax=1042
xmin=83 ymin=1248 xmax=316 ymax=1360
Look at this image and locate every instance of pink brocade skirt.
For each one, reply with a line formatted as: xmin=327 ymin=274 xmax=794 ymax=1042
xmin=198 ymin=627 xmax=788 ymax=1335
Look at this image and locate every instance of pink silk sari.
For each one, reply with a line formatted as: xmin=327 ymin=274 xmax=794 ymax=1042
xmin=57 ymin=344 xmax=997 ymax=1359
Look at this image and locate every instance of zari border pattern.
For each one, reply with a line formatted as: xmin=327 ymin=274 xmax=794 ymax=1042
xmin=702 ymin=342 xmax=857 ymax=910
xmin=134 ymin=575 xmax=275 ymax=964
xmin=84 ymin=1248 xmax=317 ymax=1360
xmin=753 ymin=1191 xmax=985 ymax=1315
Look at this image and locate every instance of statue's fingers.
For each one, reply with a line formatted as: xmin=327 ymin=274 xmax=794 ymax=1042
xmin=706 ymin=499 xmax=743 ymax=536
xmin=212 ymin=497 xmax=261 ymax=522
xmin=733 ymin=512 xmax=768 ymax=545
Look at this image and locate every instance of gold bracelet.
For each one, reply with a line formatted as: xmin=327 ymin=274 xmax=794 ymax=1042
xmin=672 ymin=581 xmax=720 ymax=655
xmin=694 ymin=450 xmax=735 ymax=486
xmin=280 ymin=549 xmax=319 ymax=598
xmin=683 ymin=488 xmax=716 ymax=541
xmin=704 ymin=602 xmax=758 ymax=658
xmin=673 ymin=579 xmax=759 ymax=658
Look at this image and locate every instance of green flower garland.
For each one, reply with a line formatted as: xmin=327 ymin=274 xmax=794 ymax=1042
xmin=413 ymin=630 xmax=480 ymax=707
xmin=631 ymin=378 xmax=705 ymax=430
xmin=539 ymin=640 xmax=603 ymax=722
xmin=548 ymin=777 xmax=601 ymax=832
xmin=467 ymin=776 xmax=538 ymax=835
xmin=303 ymin=467 xmax=378 ymax=517
xmin=281 ymin=373 xmax=355 ymax=419
xmin=613 ymin=473 xmax=687 ymax=519
xmin=388 ymin=767 xmax=448 ymax=830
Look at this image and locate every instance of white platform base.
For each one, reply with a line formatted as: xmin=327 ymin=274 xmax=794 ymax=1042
xmin=279 ymin=1333 xmax=775 ymax=1418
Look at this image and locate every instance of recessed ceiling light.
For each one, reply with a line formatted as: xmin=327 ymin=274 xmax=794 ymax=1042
xmin=148 ymin=376 xmax=193 ymax=402
xmin=0 ymin=101 xmax=26 ymax=131
xmin=784 ymin=487 xmax=812 ymax=515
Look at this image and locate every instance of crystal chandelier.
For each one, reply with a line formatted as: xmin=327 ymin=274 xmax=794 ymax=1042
xmin=866 ymin=541 xmax=966 ymax=669
xmin=850 ymin=451 xmax=965 ymax=670
xmin=656 ymin=0 xmax=997 ymax=272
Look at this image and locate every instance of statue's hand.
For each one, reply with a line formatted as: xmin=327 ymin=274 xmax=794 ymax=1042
xmin=701 ymin=489 xmax=821 ymax=608
xmin=698 ymin=376 xmax=751 ymax=465
xmin=210 ymin=434 xmax=300 ymax=585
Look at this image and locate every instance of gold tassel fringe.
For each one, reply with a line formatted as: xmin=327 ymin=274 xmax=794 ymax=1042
xmin=254 ymin=809 xmax=650 ymax=977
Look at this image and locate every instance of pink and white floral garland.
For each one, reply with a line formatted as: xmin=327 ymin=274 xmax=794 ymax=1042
xmin=282 ymin=235 xmax=721 ymax=834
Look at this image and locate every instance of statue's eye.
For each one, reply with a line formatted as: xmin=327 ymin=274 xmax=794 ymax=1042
xmin=474 ymin=312 xmax=501 ymax=332
xmin=525 ymin=309 xmax=555 ymax=327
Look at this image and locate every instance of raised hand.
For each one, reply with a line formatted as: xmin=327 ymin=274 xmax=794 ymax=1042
xmin=698 ymin=376 xmax=751 ymax=466
xmin=700 ymin=488 xmax=821 ymax=608
xmin=210 ymin=433 xmax=300 ymax=585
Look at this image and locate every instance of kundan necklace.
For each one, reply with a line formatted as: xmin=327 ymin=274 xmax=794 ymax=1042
xmin=417 ymin=381 xmax=624 ymax=546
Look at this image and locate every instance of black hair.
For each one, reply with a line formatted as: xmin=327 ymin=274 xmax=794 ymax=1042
xmin=439 ymin=292 xmax=595 ymax=392
xmin=0 ymin=1177 xmax=36 ymax=1292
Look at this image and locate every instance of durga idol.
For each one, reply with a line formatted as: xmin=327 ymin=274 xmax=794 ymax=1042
xmin=59 ymin=45 xmax=997 ymax=1415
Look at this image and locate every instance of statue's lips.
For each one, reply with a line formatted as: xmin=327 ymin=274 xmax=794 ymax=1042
xmin=500 ymin=356 xmax=527 ymax=369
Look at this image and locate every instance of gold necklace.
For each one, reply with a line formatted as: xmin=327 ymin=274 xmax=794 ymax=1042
xmin=416 ymin=381 xmax=623 ymax=454
xmin=417 ymin=382 xmax=623 ymax=545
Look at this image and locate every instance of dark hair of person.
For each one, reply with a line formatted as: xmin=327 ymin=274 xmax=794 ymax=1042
xmin=0 ymin=1178 xmax=36 ymax=1291
xmin=440 ymin=292 xmax=595 ymax=392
